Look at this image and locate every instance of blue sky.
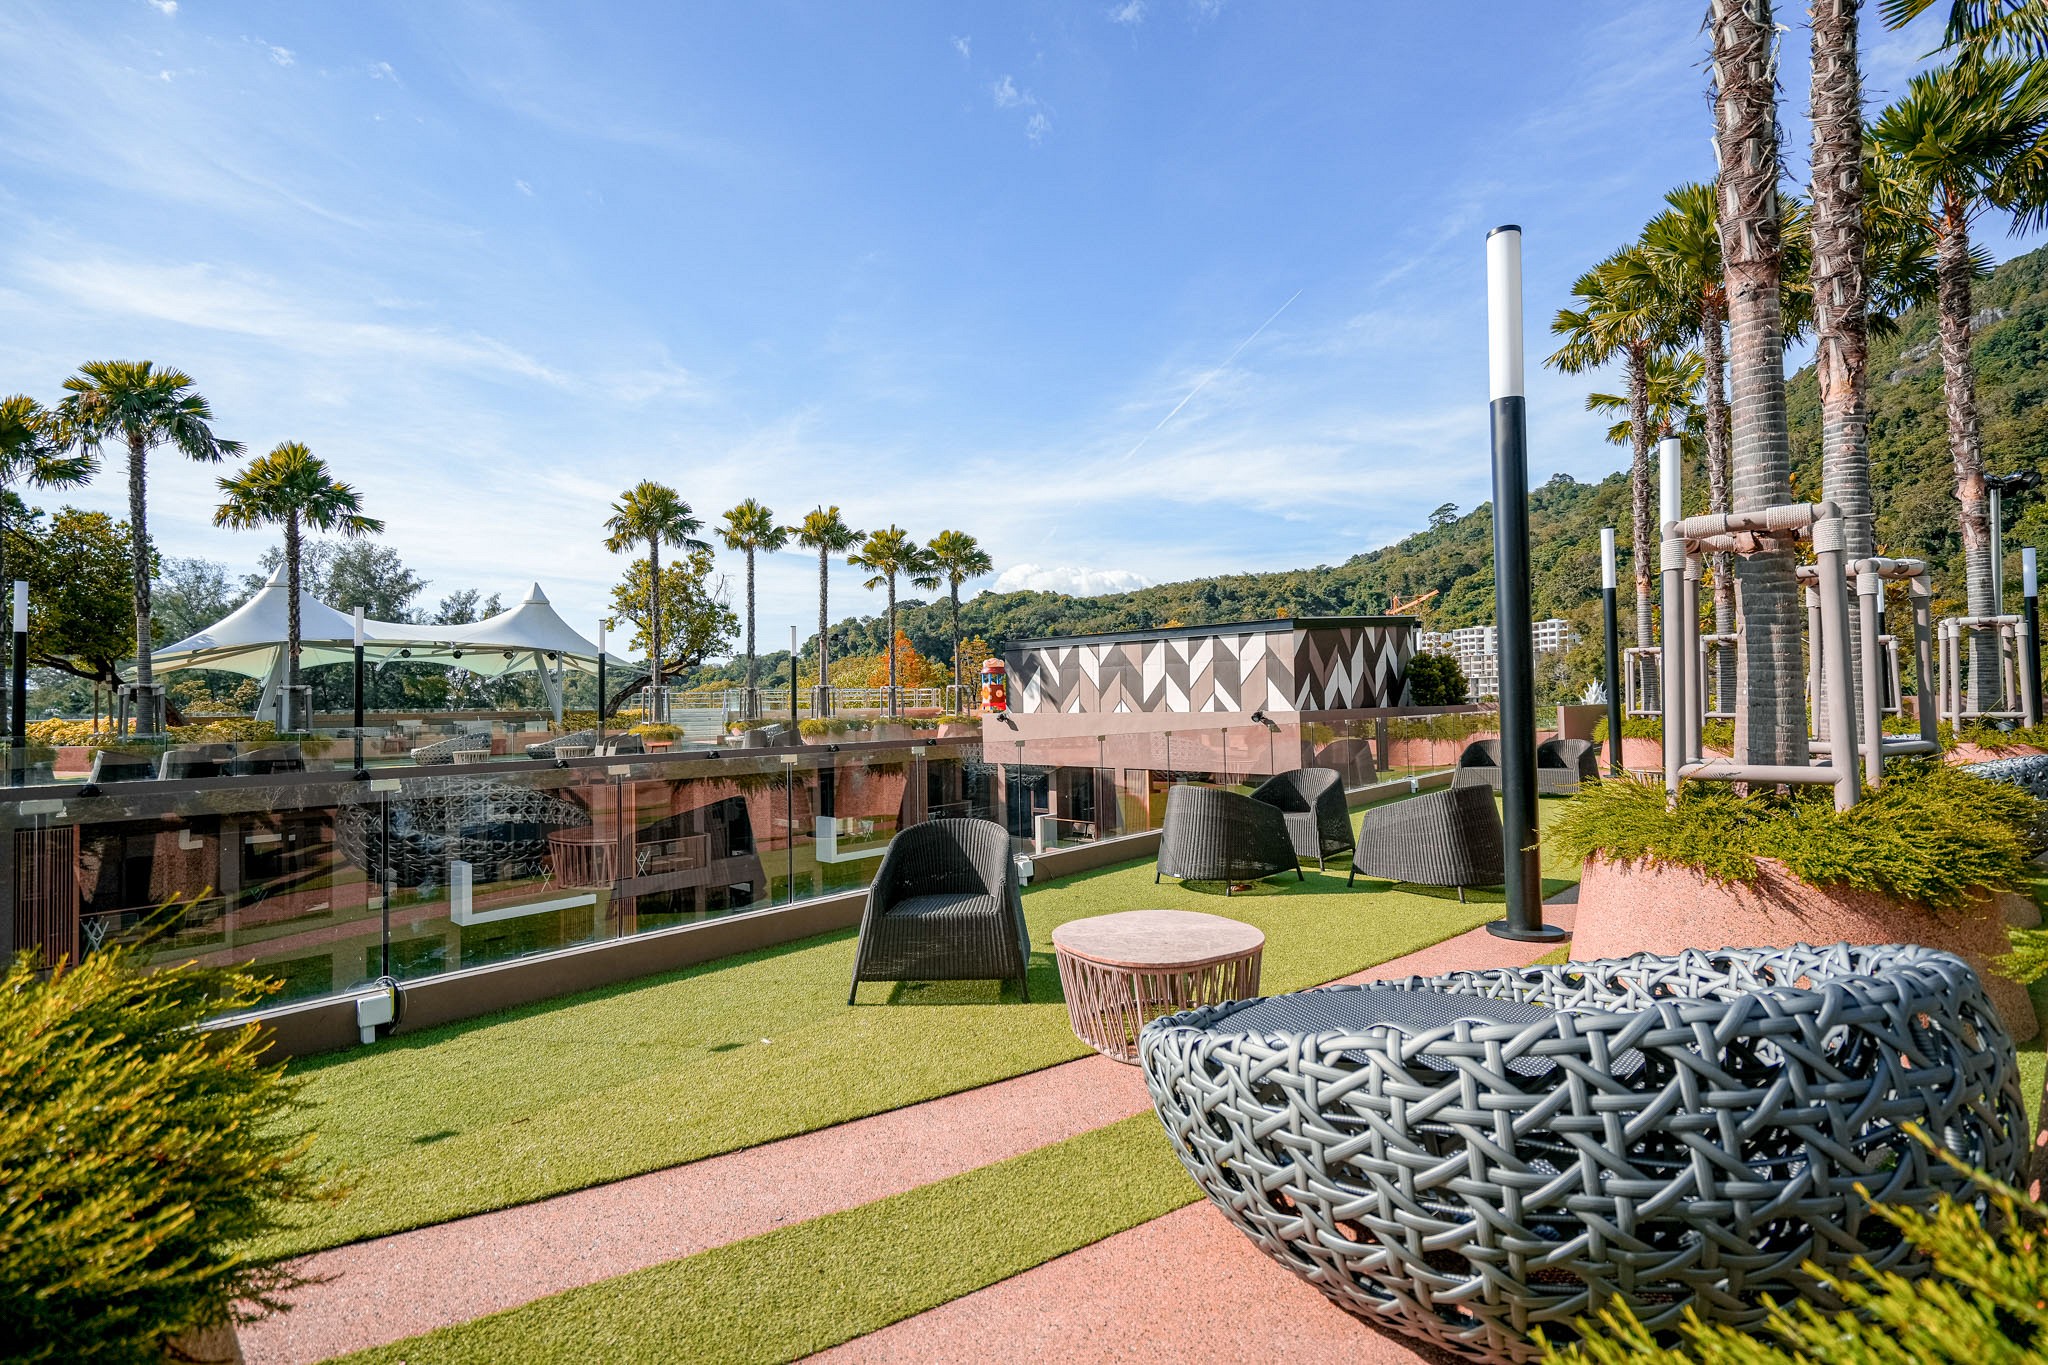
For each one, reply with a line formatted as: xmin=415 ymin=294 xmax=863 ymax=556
xmin=0 ymin=0 xmax=2021 ymax=652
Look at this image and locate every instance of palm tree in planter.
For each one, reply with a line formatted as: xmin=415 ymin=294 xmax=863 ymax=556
xmin=214 ymin=443 xmax=383 ymax=729
xmin=849 ymin=526 xmax=937 ymax=716
xmin=1547 ymin=246 xmax=1681 ymax=697
xmin=717 ymin=498 xmax=789 ymax=718
xmin=925 ymin=529 xmax=994 ymax=707
xmin=54 ymin=361 xmax=242 ymax=734
xmin=1708 ymin=0 xmax=1808 ymax=765
xmin=791 ymin=505 xmax=861 ymax=714
xmin=0 ymin=395 xmax=94 ymax=734
xmin=1873 ymin=55 xmax=2048 ymax=713
xmin=604 ymin=481 xmax=707 ymax=717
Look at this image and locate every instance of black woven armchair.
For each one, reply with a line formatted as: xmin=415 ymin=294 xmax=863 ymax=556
xmin=1155 ymin=785 xmax=1302 ymax=894
xmin=1348 ymin=783 xmax=1503 ymax=900
xmin=1312 ymin=738 xmax=1378 ymax=788
xmin=1536 ymin=736 xmax=1598 ymax=794
xmin=1249 ymin=768 xmax=1355 ymax=871
xmin=848 ymin=818 xmax=1030 ymax=1004
xmin=1451 ymin=736 xmax=1502 ymax=790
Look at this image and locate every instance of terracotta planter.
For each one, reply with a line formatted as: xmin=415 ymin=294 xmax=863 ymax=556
xmin=55 ymin=744 xmax=95 ymax=776
xmin=1575 ymin=854 xmax=2038 ymax=1042
xmin=1949 ymin=741 xmax=2046 ymax=765
xmin=165 ymin=1322 xmax=243 ymax=1363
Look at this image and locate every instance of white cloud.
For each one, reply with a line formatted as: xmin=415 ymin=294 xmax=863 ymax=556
xmin=266 ymin=44 xmax=295 ymax=67
xmin=990 ymin=75 xmax=1051 ymax=142
xmin=990 ymin=75 xmax=1023 ymax=109
xmin=1108 ymin=1 xmax=1145 ymax=25
xmin=994 ymin=563 xmax=1151 ymax=596
xmin=369 ymin=60 xmax=397 ymax=81
xmin=146 ymin=0 xmax=177 ymax=14
xmin=951 ymin=35 xmax=971 ymax=59
xmin=514 ymin=178 xmax=534 ymax=196
xmin=1025 ymin=112 xmax=1050 ymax=144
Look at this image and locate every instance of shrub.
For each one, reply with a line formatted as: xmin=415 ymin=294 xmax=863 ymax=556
xmin=168 ymin=718 xmax=277 ymax=744
xmin=1407 ymin=652 xmax=1469 ymax=705
xmin=1547 ymin=760 xmax=2038 ymax=912
xmin=630 ymin=723 xmax=681 ymax=742
xmin=1590 ymin=714 xmax=1736 ymax=751
xmin=1542 ymin=1150 xmax=2048 ymax=1364
xmin=24 ymin=718 xmax=99 ymax=747
xmin=0 ymin=946 xmax=325 ymax=1360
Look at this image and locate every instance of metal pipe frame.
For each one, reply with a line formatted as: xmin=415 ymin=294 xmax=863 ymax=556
xmin=1682 ymin=557 xmax=1703 ymax=766
xmin=1935 ymin=614 xmax=2032 ymax=724
xmin=1623 ymin=646 xmax=1662 ymax=718
xmin=1663 ymin=503 xmax=1859 ymax=811
xmin=1699 ymin=632 xmax=1737 ymax=719
xmin=1660 ymin=535 xmax=1686 ymax=801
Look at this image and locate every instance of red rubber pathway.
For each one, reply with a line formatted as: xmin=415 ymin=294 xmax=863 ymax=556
xmin=242 ymin=898 xmax=1574 ymax=1365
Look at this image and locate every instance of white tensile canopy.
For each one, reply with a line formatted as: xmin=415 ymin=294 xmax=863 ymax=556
xmin=152 ymin=571 xmax=633 ymax=723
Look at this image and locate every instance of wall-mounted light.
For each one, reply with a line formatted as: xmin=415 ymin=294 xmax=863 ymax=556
xmin=398 ymin=648 xmax=412 ymax=658
xmin=451 ymin=650 xmax=463 ymax=660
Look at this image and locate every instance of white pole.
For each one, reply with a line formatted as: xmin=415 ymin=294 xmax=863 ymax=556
xmin=1658 ymin=435 xmax=1682 ymax=532
xmin=353 ymin=606 xmax=365 ymax=648
xmin=12 ymin=580 xmax=27 ymax=635
xmin=1600 ymin=528 xmax=1616 ymax=591
xmin=2026 ymin=547 xmax=2038 ymax=599
xmin=1486 ymin=230 xmax=1524 ymax=401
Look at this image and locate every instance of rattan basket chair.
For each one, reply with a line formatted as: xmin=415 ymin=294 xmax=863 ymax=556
xmin=1155 ymin=785 xmax=1302 ymax=894
xmin=1348 ymin=783 xmax=1502 ymax=900
xmin=525 ymin=729 xmax=595 ymax=759
xmin=1450 ymin=736 xmax=1502 ymax=790
xmin=1535 ymin=736 xmax=1599 ymax=794
xmin=1249 ymin=768 xmax=1355 ymax=870
xmin=1140 ymin=943 xmax=2025 ymax=1364
xmin=848 ymin=817 xmax=1030 ymax=1004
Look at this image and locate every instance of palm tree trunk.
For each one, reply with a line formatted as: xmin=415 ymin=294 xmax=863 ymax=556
xmin=1702 ymin=296 xmax=1738 ymax=707
xmin=648 ymin=542 xmax=663 ymax=701
xmin=1938 ymin=196 xmax=1996 ymax=711
xmin=1626 ymin=346 xmax=1658 ymax=708
xmin=284 ymin=512 xmax=302 ymax=704
xmin=744 ymin=546 xmax=757 ymax=707
xmin=817 ymin=547 xmax=830 ymax=709
xmin=126 ymin=431 xmax=156 ymax=732
xmin=1812 ymin=0 xmax=1870 ymax=733
xmin=1713 ymin=0 xmax=1807 ymax=766
xmin=949 ymin=582 xmax=962 ymax=705
xmin=886 ymin=576 xmax=899 ymax=716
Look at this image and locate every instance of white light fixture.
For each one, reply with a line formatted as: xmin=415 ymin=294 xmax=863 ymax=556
xmin=1658 ymin=436 xmax=1682 ymax=532
xmin=353 ymin=605 xmax=365 ymax=648
xmin=2027 ymin=547 xmax=2039 ymax=599
xmin=11 ymin=580 xmax=25 ymax=634
xmin=1600 ymin=528 xmax=1616 ymax=591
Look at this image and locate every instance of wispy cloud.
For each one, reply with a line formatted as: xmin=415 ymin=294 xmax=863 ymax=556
xmin=990 ymin=74 xmax=1051 ymax=142
xmin=368 ymin=60 xmax=398 ymax=81
xmin=146 ymin=0 xmax=177 ymax=15
xmin=951 ymin=35 xmax=971 ymax=59
xmin=1108 ymin=1 xmax=1146 ymax=27
xmin=263 ymin=42 xmax=294 ymax=67
xmin=1121 ymin=289 xmax=1302 ymax=460
xmin=513 ymin=178 xmax=533 ymax=196
xmin=994 ymin=563 xmax=1150 ymax=595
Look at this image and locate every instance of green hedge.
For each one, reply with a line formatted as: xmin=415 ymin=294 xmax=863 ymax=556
xmin=1547 ymin=760 xmax=2039 ymax=911
xmin=0 ymin=946 xmax=325 ymax=1361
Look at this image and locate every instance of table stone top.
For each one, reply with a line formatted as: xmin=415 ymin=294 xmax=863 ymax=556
xmin=1052 ymin=909 xmax=1265 ymax=969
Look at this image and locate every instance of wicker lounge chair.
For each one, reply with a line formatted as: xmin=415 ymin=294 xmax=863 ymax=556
xmin=848 ymin=817 xmax=1030 ymax=1003
xmin=1311 ymin=737 xmax=1378 ymax=787
xmin=525 ymin=729 xmax=595 ymax=759
xmin=1140 ymin=943 xmax=2025 ymax=1364
xmin=409 ymin=730 xmax=489 ymax=765
xmin=1155 ymin=785 xmax=1302 ymax=894
xmin=598 ymin=733 xmax=645 ymax=756
xmin=1536 ymin=736 xmax=1598 ymax=794
xmin=159 ymin=744 xmax=234 ymax=780
xmin=1450 ymin=736 xmax=1502 ymax=789
xmin=1248 ymin=768 xmax=1354 ymax=870
xmin=1348 ymin=783 xmax=1502 ymax=900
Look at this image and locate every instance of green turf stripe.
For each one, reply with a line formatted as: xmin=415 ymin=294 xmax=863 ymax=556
xmin=330 ymin=1112 xmax=1202 ymax=1365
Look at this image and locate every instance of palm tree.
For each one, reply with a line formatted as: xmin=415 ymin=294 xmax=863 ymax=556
xmin=1710 ymin=0 xmax=1807 ymax=764
xmin=925 ymin=530 xmax=994 ymax=705
xmin=790 ymin=506 xmax=861 ymax=710
xmin=1873 ymin=56 xmax=2048 ymax=708
xmin=849 ymin=526 xmax=937 ymax=715
xmin=1811 ymin=1 xmax=1875 ymax=580
xmin=1547 ymin=246 xmax=1680 ymax=681
xmin=717 ymin=498 xmax=790 ymax=714
xmin=213 ymin=443 xmax=383 ymax=718
xmin=0 ymin=395 xmax=95 ymax=734
xmin=54 ymin=361 xmax=242 ymax=733
xmin=1882 ymin=0 xmax=2048 ymax=58
xmin=603 ymin=481 xmax=708 ymax=706
xmin=1586 ymin=350 xmax=1706 ymax=452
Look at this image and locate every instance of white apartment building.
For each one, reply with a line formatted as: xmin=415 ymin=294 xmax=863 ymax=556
xmin=1417 ymin=618 xmax=1573 ymax=698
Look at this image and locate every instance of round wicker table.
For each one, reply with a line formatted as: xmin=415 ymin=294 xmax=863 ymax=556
xmin=1053 ymin=909 xmax=1263 ymax=1063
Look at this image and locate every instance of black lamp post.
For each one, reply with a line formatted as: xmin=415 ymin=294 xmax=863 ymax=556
xmin=351 ymin=606 xmax=368 ymax=779
xmin=1985 ymin=469 xmax=2041 ymax=613
xmin=1600 ymin=528 xmax=1622 ymax=776
xmin=1484 ymin=225 xmax=1563 ymax=943
xmin=10 ymin=579 xmax=26 ymax=788
xmin=596 ymin=621 xmax=608 ymax=749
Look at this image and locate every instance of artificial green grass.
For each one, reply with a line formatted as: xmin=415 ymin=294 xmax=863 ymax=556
xmin=264 ymin=801 xmax=1578 ymax=1260
xmin=332 ymin=1112 xmax=1199 ymax=1365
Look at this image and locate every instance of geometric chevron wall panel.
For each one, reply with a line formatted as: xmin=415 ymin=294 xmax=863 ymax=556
xmin=1005 ymin=617 xmax=1416 ymax=715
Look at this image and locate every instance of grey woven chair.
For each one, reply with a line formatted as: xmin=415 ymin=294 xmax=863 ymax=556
xmin=86 ymin=750 xmax=160 ymax=785
xmin=1348 ymin=783 xmax=1501 ymax=900
xmin=1536 ymin=736 xmax=1599 ymax=794
xmin=598 ymin=732 xmax=645 ymax=756
xmin=409 ymin=732 xmax=482 ymax=765
xmin=159 ymin=744 xmax=234 ymax=780
xmin=1140 ymin=943 xmax=2025 ymax=1365
xmin=1312 ymin=738 xmax=1378 ymax=788
xmin=848 ymin=817 xmax=1030 ymax=1004
xmin=525 ymin=728 xmax=595 ymax=759
xmin=1451 ymin=735 xmax=1502 ymax=790
xmin=1249 ymin=768 xmax=1355 ymax=871
xmin=1155 ymin=785 xmax=1302 ymax=894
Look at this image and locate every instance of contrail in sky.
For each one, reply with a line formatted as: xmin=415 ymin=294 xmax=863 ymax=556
xmin=1121 ymin=287 xmax=1303 ymax=461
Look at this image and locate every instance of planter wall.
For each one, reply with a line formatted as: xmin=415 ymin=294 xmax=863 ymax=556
xmin=1575 ymin=854 xmax=2039 ymax=1042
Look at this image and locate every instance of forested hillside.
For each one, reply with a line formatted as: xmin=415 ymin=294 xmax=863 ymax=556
xmin=795 ymin=242 xmax=2048 ymax=676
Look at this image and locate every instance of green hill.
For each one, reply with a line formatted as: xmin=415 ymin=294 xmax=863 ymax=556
xmin=702 ymin=243 xmax=2048 ymax=689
